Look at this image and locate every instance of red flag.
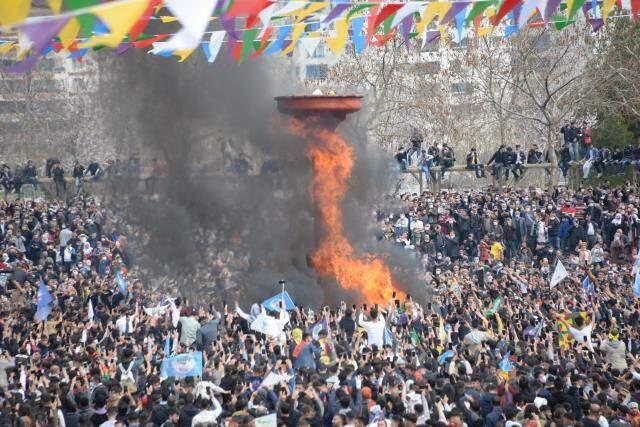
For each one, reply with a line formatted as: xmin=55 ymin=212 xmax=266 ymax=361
xmin=631 ymin=0 xmax=640 ymax=20
xmin=493 ymin=0 xmax=522 ymax=25
xmin=367 ymin=4 xmax=403 ymax=40
xmin=129 ymin=0 xmax=160 ymax=41
xmin=226 ymin=0 xmax=272 ymax=16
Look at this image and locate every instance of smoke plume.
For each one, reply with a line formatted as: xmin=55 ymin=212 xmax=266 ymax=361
xmin=98 ymin=50 xmax=424 ymax=307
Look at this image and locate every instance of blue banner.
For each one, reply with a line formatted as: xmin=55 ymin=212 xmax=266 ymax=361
xmin=160 ymin=352 xmax=203 ymax=379
xmin=35 ymin=281 xmax=52 ymax=321
xmin=262 ymin=291 xmax=296 ymax=311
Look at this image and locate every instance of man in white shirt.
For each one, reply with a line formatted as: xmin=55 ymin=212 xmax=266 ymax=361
xmin=357 ymin=307 xmax=385 ymax=348
xmin=191 ymin=396 xmax=222 ymax=426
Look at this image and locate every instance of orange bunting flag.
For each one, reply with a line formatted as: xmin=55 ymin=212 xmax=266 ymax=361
xmin=0 ymin=0 xmax=31 ymax=26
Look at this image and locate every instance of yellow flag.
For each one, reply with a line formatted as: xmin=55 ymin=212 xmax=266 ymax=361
xmin=0 ymin=41 xmax=15 ymax=54
xmin=159 ymin=15 xmax=178 ymax=23
xmin=59 ymin=18 xmax=80 ymax=49
xmin=477 ymin=26 xmax=493 ymax=37
xmin=80 ymin=0 xmax=149 ymax=48
xmin=326 ymin=17 xmax=348 ymax=55
xmin=439 ymin=25 xmax=447 ymax=45
xmin=294 ymin=2 xmax=328 ymax=23
xmin=0 ymin=0 xmax=31 ymax=26
xmin=602 ymin=0 xmax=616 ymax=20
xmin=174 ymin=49 xmax=194 ymax=62
xmin=280 ymin=23 xmax=305 ymax=56
xmin=416 ymin=2 xmax=452 ymax=34
xmin=48 ymin=0 xmax=63 ymax=13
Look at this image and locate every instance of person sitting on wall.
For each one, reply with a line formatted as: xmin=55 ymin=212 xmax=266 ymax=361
xmin=466 ymin=147 xmax=485 ymax=178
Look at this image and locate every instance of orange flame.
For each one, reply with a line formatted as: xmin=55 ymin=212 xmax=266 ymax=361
xmin=288 ymin=118 xmax=398 ymax=304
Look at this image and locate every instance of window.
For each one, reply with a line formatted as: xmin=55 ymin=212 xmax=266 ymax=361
xmin=451 ymin=82 xmax=470 ymax=94
xmin=305 ymin=64 xmax=328 ymax=80
xmin=0 ymin=100 xmax=26 ymax=114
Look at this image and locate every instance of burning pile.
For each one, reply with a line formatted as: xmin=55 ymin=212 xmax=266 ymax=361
xmin=288 ymin=118 xmax=398 ymax=304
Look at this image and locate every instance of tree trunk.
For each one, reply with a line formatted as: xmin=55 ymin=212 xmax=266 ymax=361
xmin=547 ymin=127 xmax=559 ymax=189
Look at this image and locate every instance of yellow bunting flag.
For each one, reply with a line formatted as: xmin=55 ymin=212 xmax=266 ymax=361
xmin=159 ymin=15 xmax=178 ymax=23
xmin=602 ymin=0 xmax=616 ymax=20
xmin=81 ymin=0 xmax=149 ymax=48
xmin=0 ymin=41 xmax=15 ymax=54
xmin=477 ymin=26 xmax=493 ymax=37
xmin=326 ymin=17 xmax=348 ymax=55
xmin=416 ymin=2 xmax=452 ymax=35
xmin=48 ymin=0 xmax=63 ymax=13
xmin=294 ymin=2 xmax=328 ymax=23
xmin=174 ymin=49 xmax=194 ymax=62
xmin=280 ymin=22 xmax=305 ymax=56
xmin=439 ymin=25 xmax=447 ymax=45
xmin=59 ymin=18 xmax=80 ymax=49
xmin=0 ymin=0 xmax=31 ymax=26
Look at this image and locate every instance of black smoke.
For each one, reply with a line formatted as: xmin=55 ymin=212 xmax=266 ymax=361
xmin=97 ymin=48 xmax=424 ymax=307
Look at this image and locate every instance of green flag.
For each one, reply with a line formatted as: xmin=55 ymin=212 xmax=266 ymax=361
xmin=485 ymin=296 xmax=503 ymax=318
xmin=465 ymin=1 xmax=493 ymax=26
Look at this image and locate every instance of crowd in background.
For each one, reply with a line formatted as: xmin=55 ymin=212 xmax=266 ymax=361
xmin=0 ymin=157 xmax=167 ymax=198
xmin=394 ymin=121 xmax=640 ymax=184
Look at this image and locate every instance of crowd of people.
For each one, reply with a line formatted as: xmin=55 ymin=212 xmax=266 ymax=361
xmin=394 ymin=123 xmax=640 ymax=184
xmin=0 ymin=157 xmax=168 ymax=199
xmin=0 ymin=177 xmax=638 ymax=427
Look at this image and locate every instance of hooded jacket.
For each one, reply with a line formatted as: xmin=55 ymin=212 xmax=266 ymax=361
xmin=600 ymin=339 xmax=627 ymax=371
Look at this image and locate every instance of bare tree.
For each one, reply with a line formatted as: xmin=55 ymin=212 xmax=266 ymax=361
xmin=497 ymin=26 xmax=593 ymax=184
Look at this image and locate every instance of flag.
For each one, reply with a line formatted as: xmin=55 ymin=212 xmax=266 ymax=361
xmin=160 ymin=351 xmax=203 ymax=378
xmin=438 ymin=316 xmax=447 ymax=343
xmin=523 ymin=320 xmax=545 ymax=338
xmin=164 ymin=335 xmax=171 ymax=356
xmin=550 ymin=260 xmax=568 ymax=288
xmin=351 ymin=16 xmax=367 ymax=54
xmin=438 ymin=349 xmax=455 ymax=365
xmin=391 ymin=2 xmax=426 ymax=27
xmin=262 ymin=291 xmax=295 ymax=311
xmin=81 ymin=0 xmax=150 ymax=48
xmin=88 ymin=299 xmax=94 ymax=322
xmin=35 ymin=281 xmax=53 ymax=321
xmin=202 ymin=31 xmax=225 ymax=63
xmin=634 ymin=272 xmax=640 ymax=297
xmin=499 ymin=351 xmax=513 ymax=372
xmin=250 ymin=314 xmax=286 ymax=337
xmin=410 ymin=329 xmax=420 ymax=347
xmin=17 ymin=15 xmax=71 ymax=54
xmin=0 ymin=0 xmax=31 ymax=26
xmin=161 ymin=0 xmax=218 ymax=51
xmin=632 ymin=247 xmax=640 ymax=276
xmin=307 ymin=318 xmax=328 ymax=340
xmin=383 ymin=326 xmax=394 ymax=346
xmin=169 ymin=298 xmax=180 ymax=328
xmin=116 ymin=269 xmax=127 ymax=294
xmin=254 ymin=413 xmax=277 ymax=427
xmin=485 ymin=296 xmax=503 ymax=317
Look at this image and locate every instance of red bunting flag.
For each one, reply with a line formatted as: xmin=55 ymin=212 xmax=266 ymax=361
xmin=632 ymin=0 xmax=640 ymax=20
xmin=132 ymin=34 xmax=169 ymax=48
xmin=225 ymin=0 xmax=273 ymax=28
xmin=129 ymin=0 xmax=162 ymax=41
xmin=250 ymin=27 xmax=273 ymax=59
xmin=367 ymin=4 xmax=402 ymax=39
xmin=493 ymin=0 xmax=522 ymax=25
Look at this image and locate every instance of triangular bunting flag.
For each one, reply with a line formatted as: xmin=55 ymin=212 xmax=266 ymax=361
xmin=391 ymin=2 xmax=426 ymax=28
xmin=299 ymin=36 xmax=322 ymax=57
xmin=326 ymin=17 xmax=348 ymax=54
xmin=0 ymin=0 xmax=31 ymax=26
xmin=81 ymin=0 xmax=149 ymax=48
